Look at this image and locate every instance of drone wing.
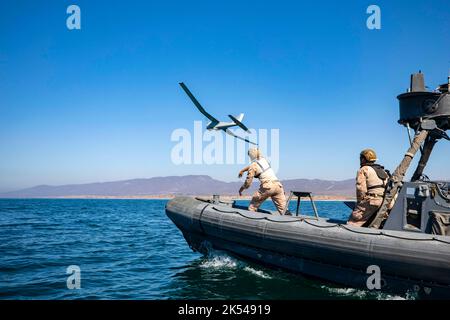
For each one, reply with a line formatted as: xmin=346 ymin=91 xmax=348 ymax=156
xmin=179 ymin=82 xmax=218 ymax=123
xmin=228 ymin=114 xmax=250 ymax=133
xmin=224 ymin=129 xmax=257 ymax=145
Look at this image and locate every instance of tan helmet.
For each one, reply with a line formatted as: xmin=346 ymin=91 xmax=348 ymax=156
xmin=360 ymin=149 xmax=377 ymax=162
xmin=248 ymin=148 xmax=261 ymax=161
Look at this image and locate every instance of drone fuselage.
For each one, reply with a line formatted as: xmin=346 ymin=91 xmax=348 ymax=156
xmin=207 ymin=121 xmax=237 ymax=131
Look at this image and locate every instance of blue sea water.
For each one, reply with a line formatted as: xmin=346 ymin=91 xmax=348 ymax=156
xmin=0 ymin=199 xmax=410 ymax=300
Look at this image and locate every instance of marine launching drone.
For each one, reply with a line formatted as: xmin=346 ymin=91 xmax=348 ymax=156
xmin=179 ymin=82 xmax=257 ymax=145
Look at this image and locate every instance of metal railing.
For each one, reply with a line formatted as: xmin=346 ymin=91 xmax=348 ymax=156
xmin=282 ymin=191 xmax=319 ymax=219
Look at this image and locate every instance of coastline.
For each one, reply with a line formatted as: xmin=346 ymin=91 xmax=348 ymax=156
xmin=0 ymin=194 xmax=356 ymax=201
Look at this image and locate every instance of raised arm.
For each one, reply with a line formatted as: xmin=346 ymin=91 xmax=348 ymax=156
xmin=238 ymin=165 xmax=251 ymax=178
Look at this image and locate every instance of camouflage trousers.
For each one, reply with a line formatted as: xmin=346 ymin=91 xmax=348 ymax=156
xmin=347 ymin=197 xmax=383 ymax=227
xmin=249 ymin=181 xmax=287 ymax=214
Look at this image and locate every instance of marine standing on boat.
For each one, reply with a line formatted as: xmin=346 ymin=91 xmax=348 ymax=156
xmin=347 ymin=149 xmax=390 ymax=227
xmin=238 ymin=148 xmax=287 ymax=214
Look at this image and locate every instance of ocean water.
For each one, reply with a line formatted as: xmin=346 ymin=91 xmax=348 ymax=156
xmin=0 ymin=199 xmax=411 ymax=300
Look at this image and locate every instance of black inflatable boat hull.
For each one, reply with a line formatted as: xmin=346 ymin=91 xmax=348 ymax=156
xmin=166 ymin=197 xmax=450 ymax=298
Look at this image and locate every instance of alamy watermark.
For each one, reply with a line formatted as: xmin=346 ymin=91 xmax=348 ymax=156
xmin=66 ymin=5 xmax=81 ymax=30
xmin=366 ymin=265 xmax=382 ymax=290
xmin=170 ymin=121 xmax=280 ymax=173
xmin=66 ymin=265 xmax=81 ymax=289
xmin=366 ymin=5 xmax=381 ymax=30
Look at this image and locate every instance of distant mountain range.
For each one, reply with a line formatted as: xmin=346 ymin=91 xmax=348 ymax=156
xmin=0 ymin=175 xmax=356 ymax=198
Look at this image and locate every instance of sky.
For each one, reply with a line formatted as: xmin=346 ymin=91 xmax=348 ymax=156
xmin=0 ymin=0 xmax=449 ymax=192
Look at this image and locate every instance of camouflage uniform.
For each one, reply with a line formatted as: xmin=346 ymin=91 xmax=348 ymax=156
xmin=347 ymin=165 xmax=387 ymax=227
xmin=242 ymin=158 xmax=286 ymax=214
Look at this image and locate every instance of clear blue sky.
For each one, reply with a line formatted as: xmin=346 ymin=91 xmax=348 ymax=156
xmin=0 ymin=0 xmax=449 ymax=192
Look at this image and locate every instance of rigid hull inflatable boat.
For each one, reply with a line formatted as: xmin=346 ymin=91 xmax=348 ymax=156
xmin=166 ymin=72 xmax=450 ymax=298
xmin=166 ymin=195 xmax=450 ymax=298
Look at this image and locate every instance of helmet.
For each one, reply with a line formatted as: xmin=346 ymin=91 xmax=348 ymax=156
xmin=360 ymin=149 xmax=377 ymax=162
xmin=248 ymin=148 xmax=261 ymax=161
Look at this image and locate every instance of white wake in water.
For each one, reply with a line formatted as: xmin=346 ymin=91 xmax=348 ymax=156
xmin=200 ymin=255 xmax=239 ymax=269
xmin=243 ymin=266 xmax=272 ymax=279
xmin=199 ymin=250 xmax=272 ymax=279
xmin=321 ymin=286 xmax=417 ymax=300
